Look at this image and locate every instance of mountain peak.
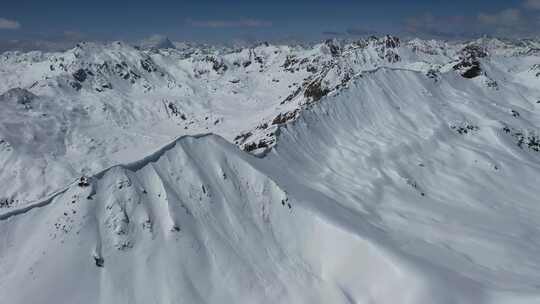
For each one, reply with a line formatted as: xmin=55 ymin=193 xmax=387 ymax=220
xmin=138 ymin=35 xmax=176 ymax=50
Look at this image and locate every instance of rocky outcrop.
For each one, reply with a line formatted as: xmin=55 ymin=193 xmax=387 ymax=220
xmin=304 ymin=79 xmax=330 ymax=102
xmin=323 ymin=39 xmax=342 ymax=57
xmin=453 ymin=44 xmax=488 ymax=79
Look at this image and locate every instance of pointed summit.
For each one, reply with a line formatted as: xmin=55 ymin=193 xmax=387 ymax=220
xmin=138 ymin=35 xmax=176 ymax=50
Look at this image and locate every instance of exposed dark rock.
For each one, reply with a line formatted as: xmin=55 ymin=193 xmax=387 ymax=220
xmin=257 ymin=140 xmax=270 ymax=149
xmin=384 ymin=35 xmax=400 ymax=49
xmin=282 ymin=55 xmax=299 ymax=71
xmin=167 ymin=102 xmax=186 ymax=119
xmin=460 ymin=45 xmax=488 ymax=59
xmin=324 ymin=39 xmax=341 ymax=57
xmin=454 ymin=61 xmax=482 ymax=79
xmin=78 ymin=176 xmax=90 ymax=187
xmin=306 ymin=65 xmax=317 ymax=73
xmin=272 ymin=110 xmax=298 ymax=125
xmin=426 ymin=69 xmax=439 ymax=80
xmin=93 ymin=255 xmax=104 ymax=268
xmin=505 ymin=127 xmax=540 ymax=152
xmin=243 ymin=142 xmax=258 ymax=152
xmin=453 ymin=44 xmax=488 ymax=79
xmin=304 ymin=80 xmax=330 ymax=102
xmin=204 ymin=56 xmax=228 ymax=73
xmin=451 ymin=123 xmax=479 ymax=135
xmin=485 ymin=78 xmax=498 ymax=89
xmin=70 ymin=81 xmax=82 ymax=91
xmin=0 ymin=198 xmax=15 ymax=208
xmin=140 ymin=58 xmax=157 ymax=73
xmin=72 ymin=69 xmax=88 ymax=82
xmin=243 ymin=139 xmax=273 ymax=152
xmin=462 ymin=64 xmax=482 ymax=78
xmin=385 ymin=51 xmax=400 ymax=63
xmin=234 ymin=132 xmax=252 ymax=144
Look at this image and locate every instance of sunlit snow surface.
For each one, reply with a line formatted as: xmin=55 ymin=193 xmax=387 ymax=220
xmin=1 ymin=37 xmax=540 ymax=303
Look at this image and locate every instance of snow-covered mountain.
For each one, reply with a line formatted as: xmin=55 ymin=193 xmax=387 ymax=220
xmin=138 ymin=35 xmax=177 ymax=50
xmin=1 ymin=36 xmax=540 ymax=304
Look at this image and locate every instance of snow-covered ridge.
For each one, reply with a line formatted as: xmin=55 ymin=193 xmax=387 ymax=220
xmin=0 ymin=35 xmax=539 ymax=204
xmin=1 ymin=130 xmax=447 ymax=304
xmin=2 ymin=55 xmax=540 ymax=302
xmin=0 ymin=133 xmax=213 ymax=220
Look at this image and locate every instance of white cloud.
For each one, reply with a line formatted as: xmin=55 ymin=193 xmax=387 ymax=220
xmin=186 ymin=19 xmax=272 ymax=28
xmin=403 ymin=6 xmax=539 ymax=39
xmin=524 ymin=0 xmax=540 ymax=10
xmin=404 ymin=13 xmax=472 ymax=38
xmin=478 ymin=8 xmax=522 ymax=27
xmin=0 ymin=18 xmax=21 ymax=30
xmin=475 ymin=8 xmax=540 ymax=36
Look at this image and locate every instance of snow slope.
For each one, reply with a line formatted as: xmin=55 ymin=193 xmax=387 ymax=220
xmin=0 ymin=35 xmax=463 ymax=204
xmin=0 ymin=134 xmax=453 ymax=304
xmin=2 ymin=131 xmax=539 ymax=304
xmin=265 ymin=68 xmax=540 ymax=294
xmin=1 ymin=36 xmax=540 ymax=303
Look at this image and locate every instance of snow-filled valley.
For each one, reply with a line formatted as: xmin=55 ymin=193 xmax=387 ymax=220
xmin=1 ymin=36 xmax=540 ymax=303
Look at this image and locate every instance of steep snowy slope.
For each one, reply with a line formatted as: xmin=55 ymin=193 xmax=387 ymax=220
xmin=2 ymin=36 xmax=540 ymax=303
xmin=2 ymin=41 xmax=540 ymax=302
xmin=0 ymin=36 xmax=461 ymax=204
xmin=265 ymin=68 xmax=540 ymax=294
xmin=2 ymin=131 xmax=539 ymax=304
xmin=0 ymin=135 xmax=455 ymax=304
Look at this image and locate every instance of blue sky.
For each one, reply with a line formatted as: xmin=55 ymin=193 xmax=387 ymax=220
xmin=1 ymin=0 xmax=539 ymax=49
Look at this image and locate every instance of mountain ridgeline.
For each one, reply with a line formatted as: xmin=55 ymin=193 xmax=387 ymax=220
xmin=1 ymin=36 xmax=540 ymax=304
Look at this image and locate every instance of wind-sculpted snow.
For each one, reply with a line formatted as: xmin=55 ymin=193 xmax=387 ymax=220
xmin=1 ymin=36 xmax=540 ymax=303
xmin=263 ymin=68 xmax=540 ymax=297
xmin=1 ymin=119 xmax=540 ymax=303
xmin=0 ymin=36 xmax=539 ymax=204
xmin=0 ymin=134 xmax=439 ymax=304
